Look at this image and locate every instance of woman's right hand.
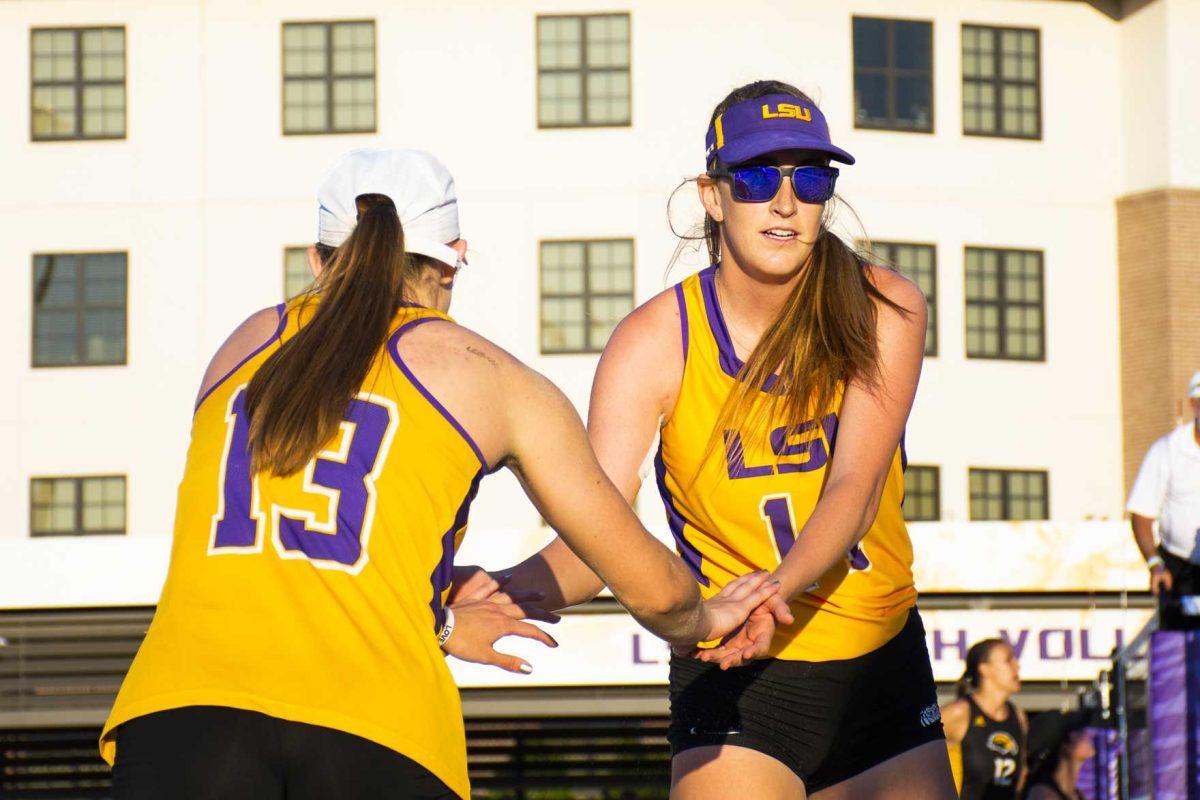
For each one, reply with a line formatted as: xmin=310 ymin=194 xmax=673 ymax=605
xmin=440 ymin=599 xmax=559 ymax=674
xmin=690 ymin=571 xmax=783 ymax=648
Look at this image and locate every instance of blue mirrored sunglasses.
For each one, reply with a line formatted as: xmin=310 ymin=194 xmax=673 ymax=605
xmin=708 ymin=165 xmax=839 ymax=204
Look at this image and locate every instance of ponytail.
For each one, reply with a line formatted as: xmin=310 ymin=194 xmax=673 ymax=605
xmin=245 ymin=193 xmax=417 ymax=477
xmin=957 ymin=638 xmax=1006 ymax=699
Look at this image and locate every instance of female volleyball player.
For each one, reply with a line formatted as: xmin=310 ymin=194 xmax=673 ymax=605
xmin=99 ymin=148 xmax=779 ymax=800
xmin=942 ymin=639 xmax=1028 ymax=799
xmin=502 ymin=81 xmax=956 ymax=798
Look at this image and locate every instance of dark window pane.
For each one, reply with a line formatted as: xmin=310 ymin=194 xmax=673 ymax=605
xmin=895 ymin=76 xmax=932 ymax=127
xmin=894 ymin=21 xmax=932 ymax=70
xmin=853 ymin=18 xmax=888 ymax=68
xmin=855 ymin=73 xmax=889 ymax=124
xmin=33 ymin=253 xmax=127 ymax=367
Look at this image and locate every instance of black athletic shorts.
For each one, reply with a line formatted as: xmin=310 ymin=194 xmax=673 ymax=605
xmin=668 ymin=607 xmax=944 ymax=793
xmin=112 ymin=706 xmax=458 ymax=799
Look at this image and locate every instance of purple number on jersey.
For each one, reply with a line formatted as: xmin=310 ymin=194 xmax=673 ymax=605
xmin=760 ymin=494 xmax=871 ymax=572
xmin=211 ymin=386 xmax=393 ymax=568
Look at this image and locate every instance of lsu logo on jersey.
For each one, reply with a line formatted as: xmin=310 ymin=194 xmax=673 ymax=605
xmin=987 ymin=732 xmax=1020 ymax=757
xmin=723 ymin=413 xmax=838 ymax=480
xmin=762 ymin=102 xmax=812 ymax=121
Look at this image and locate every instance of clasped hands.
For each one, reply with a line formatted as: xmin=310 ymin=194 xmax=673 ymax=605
xmin=441 ymin=565 xmax=792 ymax=674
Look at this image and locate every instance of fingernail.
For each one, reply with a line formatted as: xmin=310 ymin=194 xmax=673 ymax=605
xmin=519 ymin=663 xmax=533 ymax=674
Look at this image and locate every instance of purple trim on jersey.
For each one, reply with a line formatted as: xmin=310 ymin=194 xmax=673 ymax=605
xmin=388 ymin=318 xmax=488 ymax=469
xmin=430 ymin=468 xmax=484 ymax=631
xmin=194 ymin=303 xmax=288 ymax=413
xmin=674 ymin=282 xmax=689 ymax=364
xmin=654 ymin=445 xmax=710 ymax=587
xmin=899 ymin=430 xmax=908 ymax=471
xmin=697 ymin=266 xmax=778 ymax=392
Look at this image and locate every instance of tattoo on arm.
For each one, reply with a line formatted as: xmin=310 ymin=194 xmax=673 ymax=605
xmin=466 ymin=346 xmax=498 ymax=367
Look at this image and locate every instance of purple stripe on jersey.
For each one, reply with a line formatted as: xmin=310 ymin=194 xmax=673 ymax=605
xmin=674 ymin=282 xmax=689 ymax=363
xmin=654 ymin=445 xmax=710 ymax=587
xmin=194 ymin=303 xmax=288 ymax=413
xmin=388 ymin=318 xmax=488 ymax=469
xmin=698 ymin=266 xmax=778 ymax=392
xmin=430 ymin=468 xmax=484 ymax=631
xmin=899 ymin=430 xmax=908 ymax=471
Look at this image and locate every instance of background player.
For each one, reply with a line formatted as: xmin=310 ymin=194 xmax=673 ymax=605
xmin=98 ymin=148 xmax=780 ymax=800
xmin=942 ymin=638 xmax=1028 ymax=799
xmin=501 ymin=81 xmax=956 ymax=798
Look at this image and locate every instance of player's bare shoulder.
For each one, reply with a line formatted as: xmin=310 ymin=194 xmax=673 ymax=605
xmin=593 ymin=286 xmax=685 ymax=415
xmin=863 ymin=262 xmax=927 ymax=319
xmin=197 ymin=305 xmax=286 ymax=403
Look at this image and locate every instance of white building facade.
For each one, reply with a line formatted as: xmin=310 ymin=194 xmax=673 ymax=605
xmin=8 ymin=0 xmax=1193 ymax=545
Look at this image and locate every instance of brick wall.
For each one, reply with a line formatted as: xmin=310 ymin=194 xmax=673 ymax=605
xmin=1118 ymin=188 xmax=1200 ymax=494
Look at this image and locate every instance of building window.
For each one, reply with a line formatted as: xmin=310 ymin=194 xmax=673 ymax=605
xmin=30 ymin=476 xmax=126 ymax=536
xmin=282 ymin=21 xmax=375 ymax=135
xmin=965 ymin=247 xmax=1044 ymax=360
xmin=32 ymin=252 xmax=127 ymax=367
xmin=284 ymin=247 xmax=313 ymax=299
xmin=869 ymin=242 xmax=937 ymax=356
xmin=962 ymin=25 xmax=1040 ymax=138
xmin=852 ymin=17 xmax=933 ymax=132
xmin=970 ymin=468 xmax=1048 ymax=520
xmin=31 ymin=27 xmax=126 ymax=141
xmin=540 ymin=239 xmax=634 ymax=354
xmin=537 ymin=14 xmax=631 ymax=128
xmin=903 ymin=465 xmax=940 ymax=522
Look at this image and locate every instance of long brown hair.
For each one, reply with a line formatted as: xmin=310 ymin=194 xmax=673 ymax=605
xmin=701 ymin=80 xmax=907 ymax=469
xmin=245 ymin=193 xmax=424 ymax=477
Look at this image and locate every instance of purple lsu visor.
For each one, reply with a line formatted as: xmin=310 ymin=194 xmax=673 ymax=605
xmin=705 ymin=93 xmax=855 ymax=168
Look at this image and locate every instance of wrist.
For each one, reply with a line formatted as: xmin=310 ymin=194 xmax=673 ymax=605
xmin=437 ymin=607 xmax=456 ymax=649
xmin=1146 ymin=555 xmax=1165 ymax=572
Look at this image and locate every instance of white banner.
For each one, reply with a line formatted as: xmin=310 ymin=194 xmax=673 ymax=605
xmin=448 ymin=606 xmax=1153 ymax=688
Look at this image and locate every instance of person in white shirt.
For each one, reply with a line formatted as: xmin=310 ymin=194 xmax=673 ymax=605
xmin=1126 ymin=371 xmax=1200 ymax=617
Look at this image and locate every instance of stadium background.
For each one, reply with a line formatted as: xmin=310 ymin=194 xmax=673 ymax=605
xmin=2 ymin=0 xmax=1198 ymax=796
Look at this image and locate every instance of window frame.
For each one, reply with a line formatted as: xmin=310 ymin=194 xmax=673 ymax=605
xmin=29 ymin=474 xmax=128 ymax=537
xmin=963 ymin=245 xmax=1046 ymax=362
xmin=539 ymin=237 xmax=636 ymax=355
xmin=968 ymin=467 xmax=1050 ymax=521
xmin=851 ymin=15 xmax=935 ymax=134
xmin=535 ymin=12 xmax=633 ymax=130
xmin=961 ymin=23 xmax=1042 ymax=140
xmin=866 ymin=240 xmax=938 ymax=357
xmin=280 ymin=19 xmax=378 ymax=137
xmin=902 ymin=464 xmax=941 ymax=522
xmin=283 ymin=246 xmax=314 ymax=300
xmin=31 ymin=250 xmax=129 ymax=368
xmin=29 ymin=25 xmax=127 ymax=142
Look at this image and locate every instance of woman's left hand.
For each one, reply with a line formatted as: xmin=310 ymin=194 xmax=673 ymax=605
xmin=694 ymin=593 xmax=794 ymax=670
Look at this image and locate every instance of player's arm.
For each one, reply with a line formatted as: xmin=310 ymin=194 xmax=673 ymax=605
xmin=500 ymin=291 xmax=684 ymax=611
xmin=496 ymin=353 xmax=775 ymax=646
xmin=940 ymin=698 xmax=969 ymax=794
xmin=770 ymin=269 xmax=927 ymax=603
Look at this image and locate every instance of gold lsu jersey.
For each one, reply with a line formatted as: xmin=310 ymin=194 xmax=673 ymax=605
xmin=100 ymin=299 xmax=484 ymax=799
xmin=656 ymin=266 xmax=917 ymax=662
